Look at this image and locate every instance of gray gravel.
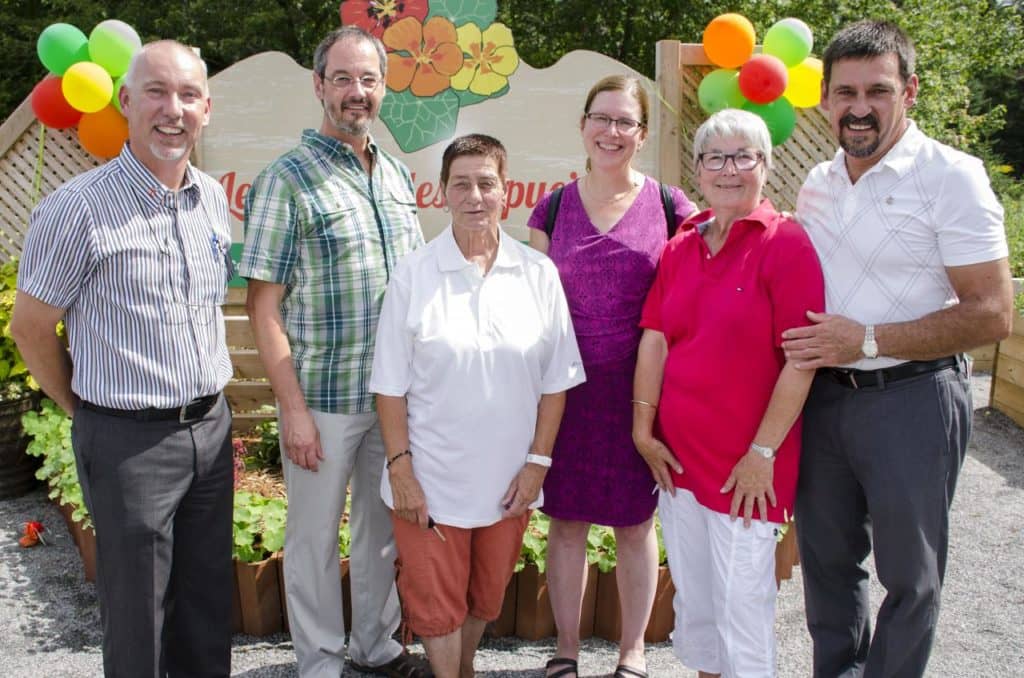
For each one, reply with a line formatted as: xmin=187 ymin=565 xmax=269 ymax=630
xmin=2 ymin=375 xmax=1021 ymax=677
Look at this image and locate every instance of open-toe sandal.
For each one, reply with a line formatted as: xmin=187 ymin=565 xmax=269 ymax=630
xmin=545 ymin=656 xmax=579 ymax=678
xmin=614 ymin=665 xmax=648 ymax=678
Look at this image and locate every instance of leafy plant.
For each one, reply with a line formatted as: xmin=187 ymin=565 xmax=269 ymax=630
xmin=0 ymin=259 xmax=40 ymax=401
xmin=22 ymin=398 xmax=90 ymax=529
xmin=517 ymin=511 xmax=550 ymax=572
xmin=232 ymin=490 xmax=287 ymax=563
xmin=587 ymin=525 xmax=617 ymax=573
xmin=237 ymin=418 xmax=281 ymax=470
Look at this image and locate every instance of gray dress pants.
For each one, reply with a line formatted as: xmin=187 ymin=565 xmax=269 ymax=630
xmin=796 ymin=360 xmax=971 ymax=678
xmin=72 ymin=395 xmax=234 ymax=678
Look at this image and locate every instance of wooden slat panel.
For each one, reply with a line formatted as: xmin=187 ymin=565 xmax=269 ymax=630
xmin=225 ymin=381 xmax=276 ymax=413
xmin=999 ymin=333 xmax=1024 ymax=363
xmin=995 ymin=352 xmax=1024 ymax=388
xmin=226 ymin=316 xmax=255 ymax=348
xmin=992 ymin=376 xmax=1024 ymax=418
xmin=232 ymin=411 xmax=277 ymax=434
xmin=655 ymin=41 xmax=684 ymax=187
xmin=231 ymin=348 xmax=268 ymax=379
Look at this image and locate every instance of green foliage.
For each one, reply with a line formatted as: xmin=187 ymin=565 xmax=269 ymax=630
xmin=521 ymin=514 xmax=670 ymax=573
xmin=232 ymin=490 xmax=287 ymax=563
xmin=239 ymin=418 xmax=281 ymax=469
xmin=1004 ymin=193 xmax=1024 ymax=280
xmin=517 ymin=510 xmax=548 ymax=572
xmin=586 ymin=524 xmax=617 ymax=573
xmin=22 ymin=397 xmax=90 ymax=529
xmin=0 ymin=259 xmax=39 ymax=399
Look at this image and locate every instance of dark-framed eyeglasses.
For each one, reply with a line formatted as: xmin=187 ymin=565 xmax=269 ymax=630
xmin=584 ymin=113 xmax=645 ymax=135
xmin=698 ymin=150 xmax=764 ymax=172
xmin=325 ymin=73 xmax=382 ymax=90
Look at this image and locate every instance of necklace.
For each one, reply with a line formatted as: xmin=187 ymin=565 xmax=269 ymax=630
xmin=583 ymin=173 xmax=641 ymax=204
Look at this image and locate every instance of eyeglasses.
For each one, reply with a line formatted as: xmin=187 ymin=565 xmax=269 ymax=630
xmin=324 ymin=74 xmax=382 ymax=90
xmin=698 ymin=151 xmax=764 ymax=172
xmin=584 ymin=113 xmax=645 ymax=135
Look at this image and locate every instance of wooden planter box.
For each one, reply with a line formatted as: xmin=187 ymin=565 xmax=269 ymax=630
xmin=775 ymin=523 xmax=800 ymax=587
xmin=508 ymin=563 xmax=600 ymax=641
xmin=992 ymin=300 xmax=1024 ymax=429
xmin=54 ymin=498 xmax=97 ymax=583
xmin=234 ymin=556 xmax=283 ymax=636
xmin=593 ymin=566 xmax=675 ymax=643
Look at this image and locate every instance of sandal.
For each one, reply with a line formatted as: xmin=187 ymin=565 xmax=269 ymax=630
xmin=545 ymin=656 xmax=579 ymax=678
xmin=614 ymin=665 xmax=648 ymax=678
xmin=350 ymin=649 xmax=433 ymax=678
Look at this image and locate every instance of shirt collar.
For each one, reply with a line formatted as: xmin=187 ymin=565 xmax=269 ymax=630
xmin=680 ymin=199 xmax=777 ymax=233
xmin=118 ymin=143 xmax=200 ymax=208
xmin=436 ymin=224 xmax=522 ymax=273
xmin=827 ymin=119 xmax=923 ymax=182
xmin=301 ymin=128 xmax=378 ymax=162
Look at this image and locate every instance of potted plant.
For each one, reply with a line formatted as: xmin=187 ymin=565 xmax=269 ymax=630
xmin=232 ymin=489 xmax=287 ymax=635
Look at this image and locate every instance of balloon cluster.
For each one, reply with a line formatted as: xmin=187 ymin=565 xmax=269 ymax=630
xmin=30 ymin=21 xmax=142 ymax=159
xmin=698 ymin=14 xmax=823 ymax=146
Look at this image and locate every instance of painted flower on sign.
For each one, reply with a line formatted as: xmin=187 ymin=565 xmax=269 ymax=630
xmin=383 ymin=16 xmax=464 ymax=97
xmin=451 ymin=22 xmax=519 ymax=97
xmin=339 ymin=0 xmax=429 ymax=39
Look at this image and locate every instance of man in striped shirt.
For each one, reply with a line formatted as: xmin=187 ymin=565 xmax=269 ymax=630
xmin=240 ymin=27 xmax=426 ymax=678
xmin=12 ymin=41 xmax=234 ymax=677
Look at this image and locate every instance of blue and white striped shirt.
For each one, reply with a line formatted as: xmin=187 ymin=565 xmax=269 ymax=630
xmin=18 ymin=144 xmax=233 ymax=409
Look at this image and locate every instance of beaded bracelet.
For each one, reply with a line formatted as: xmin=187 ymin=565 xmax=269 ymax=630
xmin=386 ymin=449 xmax=412 ymax=469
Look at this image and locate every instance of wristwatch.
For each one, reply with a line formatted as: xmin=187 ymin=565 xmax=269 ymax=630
xmin=862 ymin=324 xmax=879 ymax=359
xmin=749 ymin=443 xmax=775 ymax=460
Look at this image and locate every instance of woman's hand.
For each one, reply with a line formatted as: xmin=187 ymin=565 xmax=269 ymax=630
xmin=388 ymin=457 xmax=429 ymax=528
xmin=501 ymin=464 xmax=547 ymax=518
xmin=633 ymin=432 xmax=681 ymax=494
xmin=720 ymin=451 xmax=777 ymax=527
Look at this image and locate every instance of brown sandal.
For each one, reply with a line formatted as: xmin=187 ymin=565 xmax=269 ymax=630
xmin=614 ymin=665 xmax=648 ymax=678
xmin=350 ymin=649 xmax=433 ymax=678
xmin=545 ymin=656 xmax=579 ymax=678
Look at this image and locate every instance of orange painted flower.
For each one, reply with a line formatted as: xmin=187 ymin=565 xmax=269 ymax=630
xmin=339 ymin=0 xmax=428 ymax=39
xmin=19 ymin=520 xmax=45 ymax=547
xmin=450 ymin=22 xmax=520 ymax=97
xmin=383 ymin=16 xmax=464 ymax=97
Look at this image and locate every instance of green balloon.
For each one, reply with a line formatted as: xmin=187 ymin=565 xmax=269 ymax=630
xmin=763 ymin=18 xmax=813 ymax=68
xmin=37 ymin=23 xmax=89 ymax=76
xmin=111 ymin=75 xmax=126 ymax=113
xmin=89 ymin=19 xmax=142 ymax=78
xmin=743 ymin=98 xmax=797 ymax=146
xmin=698 ymin=69 xmax=746 ymax=115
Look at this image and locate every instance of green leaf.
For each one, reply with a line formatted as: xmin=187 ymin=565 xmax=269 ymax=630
xmin=426 ymin=0 xmax=496 ymax=28
xmin=380 ymin=89 xmax=461 ymax=153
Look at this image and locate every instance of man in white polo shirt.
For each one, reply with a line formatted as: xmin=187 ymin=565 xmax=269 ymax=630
xmin=780 ymin=20 xmax=1014 ymax=678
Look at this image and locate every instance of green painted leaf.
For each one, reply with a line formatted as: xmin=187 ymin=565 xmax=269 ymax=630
xmin=455 ymin=82 xmax=509 ymax=108
xmin=380 ymin=89 xmax=461 ymax=153
xmin=426 ymin=0 xmax=496 ymax=28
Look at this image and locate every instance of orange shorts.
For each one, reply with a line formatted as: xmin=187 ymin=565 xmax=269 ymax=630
xmin=391 ymin=512 xmax=530 ymax=637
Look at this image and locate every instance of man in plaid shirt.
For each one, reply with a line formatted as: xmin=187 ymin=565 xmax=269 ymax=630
xmin=240 ymin=26 xmax=427 ymax=678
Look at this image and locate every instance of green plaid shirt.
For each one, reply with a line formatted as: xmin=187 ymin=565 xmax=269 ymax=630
xmin=240 ymin=129 xmax=424 ymax=413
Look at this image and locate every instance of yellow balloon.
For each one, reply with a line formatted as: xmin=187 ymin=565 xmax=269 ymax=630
xmin=784 ymin=57 xmax=823 ymax=108
xmin=62 ymin=61 xmax=113 ymax=113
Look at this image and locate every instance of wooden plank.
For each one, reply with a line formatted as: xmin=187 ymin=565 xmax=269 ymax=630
xmin=226 ymin=287 xmax=247 ymax=305
xmin=232 ymin=411 xmax=276 ymax=434
xmin=999 ymin=333 xmax=1024 ymax=363
xmin=0 ymin=97 xmax=36 ymax=157
xmin=655 ymin=41 xmax=684 ymax=187
xmin=995 ymin=352 xmax=1024 ymax=389
xmin=226 ymin=315 xmax=255 ymax=347
xmin=992 ymin=376 xmax=1024 ymax=418
xmin=231 ymin=349 xmax=268 ymax=379
xmin=225 ymin=380 xmax=276 ymax=412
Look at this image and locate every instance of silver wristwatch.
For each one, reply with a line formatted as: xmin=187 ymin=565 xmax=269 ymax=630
xmin=862 ymin=324 xmax=878 ymax=359
xmin=750 ymin=443 xmax=775 ymax=460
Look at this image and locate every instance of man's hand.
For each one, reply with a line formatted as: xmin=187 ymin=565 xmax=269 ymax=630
xmin=280 ymin=408 xmax=324 ymax=471
xmin=389 ymin=457 xmax=429 ymax=527
xmin=781 ymin=310 xmax=865 ymax=368
xmin=501 ymin=464 xmax=546 ymax=518
xmin=633 ymin=432 xmax=682 ymax=494
xmin=721 ymin=450 xmax=777 ymax=527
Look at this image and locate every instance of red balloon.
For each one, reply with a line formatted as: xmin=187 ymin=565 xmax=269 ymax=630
xmin=30 ymin=76 xmax=83 ymax=129
xmin=738 ymin=55 xmax=789 ymax=104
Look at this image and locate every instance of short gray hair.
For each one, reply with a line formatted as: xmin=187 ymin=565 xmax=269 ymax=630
xmin=692 ymin=109 xmax=773 ymax=170
xmin=123 ymin=40 xmax=209 ymax=94
xmin=313 ymin=27 xmax=387 ymax=79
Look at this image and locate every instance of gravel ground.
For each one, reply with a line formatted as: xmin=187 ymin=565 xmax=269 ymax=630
xmin=2 ymin=375 xmax=1021 ymax=677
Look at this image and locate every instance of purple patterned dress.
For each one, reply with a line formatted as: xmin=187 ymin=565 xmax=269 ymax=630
xmin=527 ymin=177 xmax=695 ymax=526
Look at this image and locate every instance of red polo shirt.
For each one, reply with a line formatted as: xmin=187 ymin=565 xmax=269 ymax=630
xmin=640 ymin=200 xmax=824 ymax=522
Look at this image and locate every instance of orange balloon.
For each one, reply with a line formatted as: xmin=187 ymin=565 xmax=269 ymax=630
xmin=703 ymin=13 xmax=756 ymax=69
xmin=78 ymin=105 xmax=128 ymax=159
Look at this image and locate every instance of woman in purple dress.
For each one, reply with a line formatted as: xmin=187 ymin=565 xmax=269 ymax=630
xmin=528 ymin=75 xmax=695 ymax=678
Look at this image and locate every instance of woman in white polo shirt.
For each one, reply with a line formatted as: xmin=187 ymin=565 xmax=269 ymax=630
xmin=370 ymin=134 xmax=585 ymax=678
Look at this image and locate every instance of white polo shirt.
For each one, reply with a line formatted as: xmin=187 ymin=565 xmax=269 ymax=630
xmin=369 ymin=226 xmax=586 ymax=528
xmin=797 ymin=121 xmax=1008 ymax=369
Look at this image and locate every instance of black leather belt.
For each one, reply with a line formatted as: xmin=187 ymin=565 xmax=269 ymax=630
xmin=826 ymin=356 xmax=959 ymax=390
xmin=81 ymin=393 xmax=220 ymax=423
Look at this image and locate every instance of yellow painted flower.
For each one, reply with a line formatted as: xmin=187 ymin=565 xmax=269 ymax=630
xmin=383 ymin=16 xmax=464 ymax=97
xmin=450 ymin=22 xmax=519 ymax=96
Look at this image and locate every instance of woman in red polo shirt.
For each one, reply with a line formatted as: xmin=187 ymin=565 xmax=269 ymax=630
xmin=632 ymin=108 xmax=824 ymax=677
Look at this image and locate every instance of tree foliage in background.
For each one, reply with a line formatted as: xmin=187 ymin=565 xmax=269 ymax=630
xmin=0 ymin=0 xmax=1021 ymax=171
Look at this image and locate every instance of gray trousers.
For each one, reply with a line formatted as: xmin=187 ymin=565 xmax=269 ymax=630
xmin=796 ymin=360 xmax=971 ymax=678
xmin=72 ymin=395 xmax=234 ymax=678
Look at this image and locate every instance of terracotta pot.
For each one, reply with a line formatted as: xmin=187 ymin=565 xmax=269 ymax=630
xmin=234 ymin=556 xmax=283 ymax=635
xmin=0 ymin=393 xmax=41 ymax=500
xmin=514 ymin=564 xmax=555 ymax=640
xmin=486 ymin=567 xmax=519 ymax=638
xmin=76 ymin=522 xmax=97 ymax=583
xmin=231 ymin=563 xmax=243 ymax=634
xmin=775 ymin=523 xmax=800 ymax=588
xmin=594 ymin=565 xmax=676 ymax=643
xmin=341 ymin=556 xmax=352 ymax=631
xmin=578 ymin=563 xmax=599 ymax=640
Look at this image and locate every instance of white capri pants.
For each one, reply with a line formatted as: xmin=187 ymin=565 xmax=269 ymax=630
xmin=659 ymin=488 xmax=781 ymax=678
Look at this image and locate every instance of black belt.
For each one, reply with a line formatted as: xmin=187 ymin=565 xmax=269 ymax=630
xmin=81 ymin=393 xmax=220 ymax=423
xmin=825 ymin=356 xmax=959 ymax=390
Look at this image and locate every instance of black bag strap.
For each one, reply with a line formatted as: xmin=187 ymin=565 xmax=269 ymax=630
xmin=546 ymin=181 xmax=676 ymax=239
xmin=660 ymin=182 xmax=678 ymax=238
xmin=544 ymin=185 xmax=565 ymax=239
